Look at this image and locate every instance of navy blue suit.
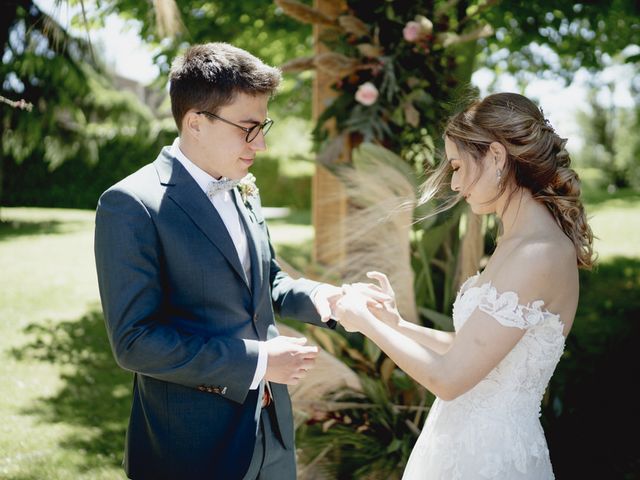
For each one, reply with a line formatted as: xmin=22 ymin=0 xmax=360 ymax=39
xmin=94 ymin=147 xmax=331 ymax=479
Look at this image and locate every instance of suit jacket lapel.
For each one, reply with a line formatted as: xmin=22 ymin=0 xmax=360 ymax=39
xmin=153 ymin=149 xmax=250 ymax=291
xmin=232 ymin=188 xmax=264 ymax=303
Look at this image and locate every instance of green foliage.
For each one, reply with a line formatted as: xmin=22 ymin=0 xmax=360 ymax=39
xmin=480 ymin=1 xmax=640 ymax=81
xmin=298 ymin=326 xmax=434 ymax=480
xmin=411 ymin=206 xmax=464 ymax=328
xmin=89 ymin=0 xmax=312 ymax=71
xmin=250 ymin=154 xmax=312 ymax=210
xmin=1 ymin=2 xmax=95 ymax=169
xmin=309 ymin=1 xmax=473 ymax=165
xmin=577 ymin=85 xmax=640 ymax=190
xmin=298 ymin=376 xmax=427 ymax=480
xmin=542 ymin=256 xmax=640 ymax=478
xmin=2 ymin=126 xmax=174 ymax=208
xmin=85 ymin=0 xmax=314 ymax=118
xmin=0 ymin=1 xmax=172 ymax=210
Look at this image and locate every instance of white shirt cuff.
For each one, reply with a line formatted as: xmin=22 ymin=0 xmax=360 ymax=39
xmin=249 ymin=341 xmax=267 ymax=390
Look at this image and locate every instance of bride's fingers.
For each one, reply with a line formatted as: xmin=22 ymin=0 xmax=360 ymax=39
xmin=347 ymin=283 xmax=391 ymax=303
xmin=351 ymin=282 xmax=383 ymax=292
xmin=360 ymin=290 xmax=392 ymax=305
xmin=366 ymin=271 xmax=395 ymax=297
xmin=349 ymin=282 xmax=385 ymax=297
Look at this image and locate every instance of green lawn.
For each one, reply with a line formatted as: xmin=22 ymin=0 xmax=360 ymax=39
xmin=0 ymin=206 xmax=314 ymax=480
xmin=0 ymin=190 xmax=638 ymax=479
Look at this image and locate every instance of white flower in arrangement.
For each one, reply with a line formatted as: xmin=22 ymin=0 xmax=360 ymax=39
xmin=237 ymin=173 xmax=259 ymax=203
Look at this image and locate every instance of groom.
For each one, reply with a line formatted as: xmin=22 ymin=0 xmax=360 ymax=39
xmin=94 ymin=42 xmax=341 ymax=480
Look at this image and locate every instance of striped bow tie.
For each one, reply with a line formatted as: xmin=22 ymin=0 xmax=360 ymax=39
xmin=207 ymin=178 xmax=240 ymax=198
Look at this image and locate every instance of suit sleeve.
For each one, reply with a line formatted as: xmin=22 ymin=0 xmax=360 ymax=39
xmin=264 ymin=222 xmax=337 ymax=330
xmin=94 ymin=187 xmax=259 ymax=404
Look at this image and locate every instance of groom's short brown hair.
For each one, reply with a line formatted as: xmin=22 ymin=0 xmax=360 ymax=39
xmin=169 ymin=42 xmax=281 ymax=132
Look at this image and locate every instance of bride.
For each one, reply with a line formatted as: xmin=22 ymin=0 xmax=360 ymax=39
xmin=334 ymin=92 xmax=594 ymax=479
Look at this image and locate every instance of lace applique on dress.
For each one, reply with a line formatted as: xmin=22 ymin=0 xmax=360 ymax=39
xmin=402 ymin=275 xmax=566 ymax=480
xmin=452 ymin=275 xmax=561 ymax=332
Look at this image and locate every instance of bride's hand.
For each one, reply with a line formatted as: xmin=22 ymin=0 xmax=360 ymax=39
xmin=350 ymin=271 xmax=402 ymax=328
xmin=334 ymin=285 xmax=377 ymax=333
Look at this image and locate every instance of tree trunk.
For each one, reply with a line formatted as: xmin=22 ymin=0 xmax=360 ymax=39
xmin=312 ymin=0 xmax=348 ymax=269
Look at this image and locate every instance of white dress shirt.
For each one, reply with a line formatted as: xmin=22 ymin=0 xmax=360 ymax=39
xmin=170 ymin=138 xmax=267 ymax=390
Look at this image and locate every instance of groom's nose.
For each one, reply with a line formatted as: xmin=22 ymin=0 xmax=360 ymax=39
xmin=248 ymin=130 xmax=267 ymax=152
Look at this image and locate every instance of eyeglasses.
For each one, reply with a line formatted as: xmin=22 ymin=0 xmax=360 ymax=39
xmin=196 ymin=110 xmax=273 ymax=143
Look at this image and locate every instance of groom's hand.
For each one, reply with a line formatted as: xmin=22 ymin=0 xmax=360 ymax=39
xmin=311 ymin=283 xmax=343 ymax=322
xmin=264 ymin=336 xmax=319 ymax=385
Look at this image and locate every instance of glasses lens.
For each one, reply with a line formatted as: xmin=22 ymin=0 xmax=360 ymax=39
xmin=246 ymin=119 xmax=273 ymax=143
xmin=262 ymin=119 xmax=273 ymax=137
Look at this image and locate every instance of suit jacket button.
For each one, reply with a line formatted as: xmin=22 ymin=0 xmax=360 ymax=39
xmin=253 ymin=313 xmax=259 ymax=322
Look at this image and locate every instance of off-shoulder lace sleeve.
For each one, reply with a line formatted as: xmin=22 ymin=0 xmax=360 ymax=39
xmin=476 ymin=283 xmax=548 ymax=330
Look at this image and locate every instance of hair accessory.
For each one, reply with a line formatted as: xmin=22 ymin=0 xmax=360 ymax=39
xmin=539 ymin=108 xmax=556 ymax=134
xmin=542 ymin=117 xmax=555 ymax=133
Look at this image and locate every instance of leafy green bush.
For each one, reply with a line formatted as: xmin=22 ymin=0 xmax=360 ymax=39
xmin=2 ymin=128 xmax=173 ymax=209
xmin=250 ymin=154 xmax=312 ymax=210
xmin=542 ymin=257 xmax=640 ymax=478
xmin=2 ymin=132 xmax=313 ymax=210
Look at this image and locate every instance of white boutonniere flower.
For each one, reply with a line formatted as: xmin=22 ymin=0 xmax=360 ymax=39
xmin=237 ymin=173 xmax=259 ymax=205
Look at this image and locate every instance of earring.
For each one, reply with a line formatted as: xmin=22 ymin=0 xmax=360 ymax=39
xmin=496 ymin=168 xmax=502 ymax=182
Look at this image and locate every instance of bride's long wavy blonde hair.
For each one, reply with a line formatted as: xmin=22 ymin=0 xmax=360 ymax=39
xmin=420 ymin=92 xmax=595 ymax=269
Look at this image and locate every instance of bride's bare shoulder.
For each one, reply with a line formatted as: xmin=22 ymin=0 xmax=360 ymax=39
xmin=491 ymin=235 xmax=578 ymax=303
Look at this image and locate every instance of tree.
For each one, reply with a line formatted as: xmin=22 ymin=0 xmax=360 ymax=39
xmin=0 ymin=0 xmax=172 ymax=216
xmin=481 ymin=1 xmax=640 ymax=80
xmin=578 ymin=79 xmax=640 ymax=190
xmin=81 ymin=0 xmax=316 ymax=118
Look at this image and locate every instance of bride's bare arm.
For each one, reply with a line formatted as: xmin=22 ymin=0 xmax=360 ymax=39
xmin=378 ymin=314 xmax=455 ymax=355
xmin=339 ymin=298 xmax=524 ymax=400
xmin=337 ymin=253 xmax=565 ymax=400
xmin=349 ymin=273 xmax=454 ymax=354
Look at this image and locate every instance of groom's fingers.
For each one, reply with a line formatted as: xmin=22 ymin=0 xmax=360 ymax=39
xmin=318 ymin=302 xmax=332 ymax=323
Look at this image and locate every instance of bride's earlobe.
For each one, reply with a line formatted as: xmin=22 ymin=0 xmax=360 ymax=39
xmin=489 ymin=142 xmax=508 ymax=174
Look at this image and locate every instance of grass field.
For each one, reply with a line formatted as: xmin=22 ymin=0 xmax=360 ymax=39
xmin=0 ymin=190 xmax=638 ymax=479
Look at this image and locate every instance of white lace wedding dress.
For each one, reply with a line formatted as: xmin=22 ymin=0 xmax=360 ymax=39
xmin=402 ymin=274 xmax=566 ymax=479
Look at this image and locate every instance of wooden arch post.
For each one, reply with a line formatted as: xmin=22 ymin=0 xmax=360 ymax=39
xmin=311 ymin=0 xmax=349 ymax=270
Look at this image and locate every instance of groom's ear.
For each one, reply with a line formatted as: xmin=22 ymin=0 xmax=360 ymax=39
xmin=183 ymin=111 xmax=202 ymax=138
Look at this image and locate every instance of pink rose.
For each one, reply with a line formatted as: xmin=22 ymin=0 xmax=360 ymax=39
xmin=403 ymin=16 xmax=433 ymax=43
xmin=355 ymin=82 xmax=379 ymax=106
xmin=403 ymin=21 xmax=422 ymax=42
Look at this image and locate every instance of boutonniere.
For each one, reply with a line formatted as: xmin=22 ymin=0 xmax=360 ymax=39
xmin=237 ymin=173 xmax=259 ymax=205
